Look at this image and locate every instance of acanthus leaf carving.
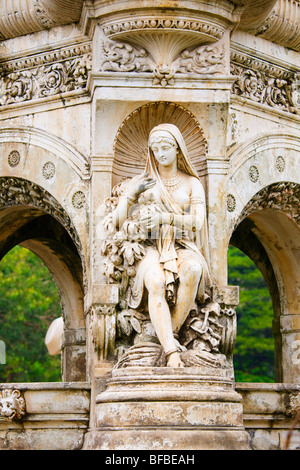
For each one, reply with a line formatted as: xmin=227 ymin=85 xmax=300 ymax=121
xmin=236 ymin=182 xmax=300 ymax=227
xmin=101 ymin=41 xmax=152 ymax=73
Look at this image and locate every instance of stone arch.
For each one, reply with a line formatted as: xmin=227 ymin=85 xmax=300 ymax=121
xmin=112 ymin=101 xmax=208 ymax=187
xmin=0 ymin=125 xmax=90 ymax=381
xmin=226 ymin=134 xmax=300 ymax=383
xmin=0 ymin=177 xmax=86 ymax=381
xmin=228 ymin=182 xmax=300 ymax=383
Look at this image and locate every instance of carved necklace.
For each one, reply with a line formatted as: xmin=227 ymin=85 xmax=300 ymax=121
xmin=160 ymin=173 xmax=183 ymax=191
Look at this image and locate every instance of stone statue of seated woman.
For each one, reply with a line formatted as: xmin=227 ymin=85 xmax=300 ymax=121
xmin=101 ymin=123 xmax=226 ymax=368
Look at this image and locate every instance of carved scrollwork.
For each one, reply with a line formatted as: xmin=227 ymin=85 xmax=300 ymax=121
xmin=176 ymin=42 xmax=225 ymax=76
xmin=101 ymin=41 xmax=152 ymax=73
xmin=0 ymin=177 xmax=84 ymax=264
xmin=0 ymin=44 xmax=92 ymax=106
xmin=0 ymin=389 xmax=26 ymax=421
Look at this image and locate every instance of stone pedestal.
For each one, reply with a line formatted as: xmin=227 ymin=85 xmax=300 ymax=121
xmin=83 ymin=367 xmax=250 ymax=450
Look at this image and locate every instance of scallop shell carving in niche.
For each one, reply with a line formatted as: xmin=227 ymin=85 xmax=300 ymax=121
xmin=113 ymin=102 xmax=208 ymax=185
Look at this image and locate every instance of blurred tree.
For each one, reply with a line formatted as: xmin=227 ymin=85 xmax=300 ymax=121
xmin=0 ymin=245 xmax=61 ymax=382
xmin=228 ymin=246 xmax=275 ymax=382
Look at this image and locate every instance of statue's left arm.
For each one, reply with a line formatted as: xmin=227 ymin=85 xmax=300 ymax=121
xmin=142 ymin=177 xmax=205 ymax=232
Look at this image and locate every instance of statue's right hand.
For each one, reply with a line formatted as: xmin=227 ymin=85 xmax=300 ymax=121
xmin=130 ymin=173 xmax=156 ymax=197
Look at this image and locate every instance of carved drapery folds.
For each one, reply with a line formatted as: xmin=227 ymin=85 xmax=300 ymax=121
xmin=0 ymin=43 xmax=92 ymax=107
xmin=0 ymin=389 xmax=26 ymax=421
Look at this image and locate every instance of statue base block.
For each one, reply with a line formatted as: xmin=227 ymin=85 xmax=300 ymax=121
xmin=83 ymin=367 xmax=250 ymax=450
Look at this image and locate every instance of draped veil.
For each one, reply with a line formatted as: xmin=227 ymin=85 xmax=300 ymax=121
xmin=127 ymin=123 xmax=211 ymax=309
xmin=146 ymin=123 xmax=210 ymax=268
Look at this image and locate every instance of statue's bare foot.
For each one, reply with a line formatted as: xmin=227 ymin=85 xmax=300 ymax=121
xmin=166 ymin=351 xmax=184 ymax=368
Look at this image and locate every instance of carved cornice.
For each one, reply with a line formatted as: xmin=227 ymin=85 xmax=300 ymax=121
xmin=1 ymin=0 xmax=300 ymax=54
xmin=0 ymin=42 xmax=92 ymax=107
xmin=87 ymin=1 xmax=243 ymax=77
xmin=99 ymin=37 xmax=227 ymax=86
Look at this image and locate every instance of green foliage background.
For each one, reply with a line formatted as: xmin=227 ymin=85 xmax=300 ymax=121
xmin=0 ymin=244 xmax=275 ymax=383
xmin=0 ymin=246 xmax=61 ymax=382
xmin=228 ymin=246 xmax=275 ymax=382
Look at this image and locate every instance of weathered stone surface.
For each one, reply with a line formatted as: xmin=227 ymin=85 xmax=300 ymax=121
xmin=0 ymin=383 xmax=90 ymax=450
xmin=0 ymin=0 xmax=299 ymax=451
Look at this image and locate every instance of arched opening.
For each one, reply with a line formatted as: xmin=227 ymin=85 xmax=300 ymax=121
xmin=229 ymin=182 xmax=300 ymax=383
xmin=0 ymin=177 xmax=86 ymax=382
xmin=228 ymin=244 xmax=274 ymax=382
xmin=0 ymin=245 xmax=62 ymax=382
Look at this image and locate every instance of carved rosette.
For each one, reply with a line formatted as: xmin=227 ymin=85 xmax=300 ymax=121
xmin=0 ymin=389 xmax=26 ymax=421
xmin=90 ymin=304 xmax=116 ymax=360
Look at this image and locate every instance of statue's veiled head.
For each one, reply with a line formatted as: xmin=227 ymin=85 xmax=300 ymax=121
xmin=147 ymin=123 xmax=199 ymax=179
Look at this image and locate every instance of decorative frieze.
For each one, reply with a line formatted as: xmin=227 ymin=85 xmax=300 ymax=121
xmin=0 ymin=43 xmax=92 ymax=106
xmin=236 ymin=182 xmax=300 ymax=226
xmin=89 ymin=304 xmax=116 ymax=360
xmin=231 ymin=50 xmax=300 ymax=114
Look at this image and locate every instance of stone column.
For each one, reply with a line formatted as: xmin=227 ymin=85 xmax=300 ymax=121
xmin=273 ymin=314 xmax=300 ymax=384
